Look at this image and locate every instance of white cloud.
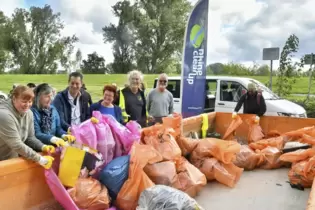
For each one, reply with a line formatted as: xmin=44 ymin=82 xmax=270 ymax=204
xmin=1 ymin=0 xmax=315 ymax=71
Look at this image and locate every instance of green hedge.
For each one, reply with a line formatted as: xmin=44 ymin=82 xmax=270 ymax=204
xmin=290 ymin=98 xmax=315 ymax=118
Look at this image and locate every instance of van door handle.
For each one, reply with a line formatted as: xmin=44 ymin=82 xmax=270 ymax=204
xmin=174 ymin=99 xmax=180 ymax=102
xmin=218 ymin=103 xmax=225 ymax=105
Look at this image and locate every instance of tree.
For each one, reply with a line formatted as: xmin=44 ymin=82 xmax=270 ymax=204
xmin=81 ymin=52 xmax=107 ymax=74
xmin=132 ymin=0 xmax=191 ymax=73
xmin=276 ymin=34 xmax=303 ymax=97
xmin=73 ymin=49 xmax=82 ymax=72
xmin=255 ymin=65 xmax=270 ymax=76
xmin=5 ymin=5 xmax=78 ymax=74
xmin=0 ymin=11 xmax=11 ymax=73
xmin=103 ymin=0 xmax=135 ymax=74
xmin=222 ymin=63 xmax=252 ymax=75
xmin=207 ymin=63 xmax=224 ymax=75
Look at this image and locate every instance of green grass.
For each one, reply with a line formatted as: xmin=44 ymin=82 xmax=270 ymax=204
xmin=0 ymin=74 xmax=313 ymax=101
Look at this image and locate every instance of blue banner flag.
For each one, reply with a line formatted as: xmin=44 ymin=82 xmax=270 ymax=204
xmin=180 ymin=0 xmax=209 ymax=118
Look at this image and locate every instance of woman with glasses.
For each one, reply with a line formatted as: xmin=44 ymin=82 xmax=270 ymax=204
xmin=90 ymin=84 xmax=123 ymax=124
xmin=31 ymin=83 xmax=76 ymax=147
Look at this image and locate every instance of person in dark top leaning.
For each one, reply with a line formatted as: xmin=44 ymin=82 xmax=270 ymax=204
xmin=82 ymin=83 xmax=93 ymax=106
xmin=90 ymin=84 xmax=123 ymax=124
xmin=52 ymin=72 xmax=91 ymax=131
xmin=233 ymin=83 xmax=266 ymax=123
xmin=114 ymin=70 xmax=147 ymax=127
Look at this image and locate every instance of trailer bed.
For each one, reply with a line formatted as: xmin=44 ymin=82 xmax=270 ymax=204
xmin=196 ymin=168 xmax=310 ymax=210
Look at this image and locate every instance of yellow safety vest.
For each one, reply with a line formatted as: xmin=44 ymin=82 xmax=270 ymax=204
xmin=119 ymin=89 xmax=130 ymax=123
xmin=201 ymin=113 xmax=209 ymax=138
xmin=119 ymin=89 xmax=149 ymax=124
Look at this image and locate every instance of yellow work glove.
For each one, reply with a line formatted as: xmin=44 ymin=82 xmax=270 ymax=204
xmin=254 ymin=116 xmax=260 ymax=124
xmin=91 ymin=117 xmax=99 ymax=124
xmin=62 ymin=134 xmax=76 ymax=143
xmin=42 ymin=145 xmax=56 ymax=154
xmin=38 ymin=156 xmax=54 ymax=170
xmin=50 ymin=137 xmax=67 ymax=147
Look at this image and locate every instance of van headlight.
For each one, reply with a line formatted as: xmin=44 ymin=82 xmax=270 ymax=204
xmin=278 ymin=112 xmax=307 ymax=118
xmin=278 ymin=112 xmax=291 ymax=117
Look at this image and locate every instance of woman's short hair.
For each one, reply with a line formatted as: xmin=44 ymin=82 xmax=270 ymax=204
xmin=33 ymin=83 xmax=53 ymax=108
xmin=103 ymin=85 xmax=117 ymax=97
xmin=127 ymin=70 xmax=143 ymax=84
xmin=11 ymin=85 xmax=34 ymax=101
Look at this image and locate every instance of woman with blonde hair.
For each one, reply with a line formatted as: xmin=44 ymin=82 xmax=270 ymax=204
xmin=0 ymin=85 xmax=55 ymax=169
xmin=114 ymin=70 xmax=147 ymax=127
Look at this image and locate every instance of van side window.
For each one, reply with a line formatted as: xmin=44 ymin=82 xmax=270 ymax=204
xmin=206 ymin=80 xmax=217 ymax=96
xmin=166 ymin=80 xmax=180 ymax=98
xmin=220 ymin=81 xmax=246 ymax=102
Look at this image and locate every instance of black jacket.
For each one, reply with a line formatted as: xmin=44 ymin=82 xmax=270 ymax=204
xmin=234 ymin=92 xmax=266 ymax=117
xmin=52 ymin=88 xmax=91 ymax=131
xmin=114 ymin=87 xmax=147 ymax=127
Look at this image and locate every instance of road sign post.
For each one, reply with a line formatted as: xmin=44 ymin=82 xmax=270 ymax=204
xmin=305 ymin=53 xmax=315 ymax=100
xmin=262 ymin=47 xmax=280 ymax=90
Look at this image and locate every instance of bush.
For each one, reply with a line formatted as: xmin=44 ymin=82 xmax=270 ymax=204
xmin=291 ymin=98 xmax=315 ymax=118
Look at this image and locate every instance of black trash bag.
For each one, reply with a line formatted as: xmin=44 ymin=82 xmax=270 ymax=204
xmin=136 ymin=185 xmax=204 ymax=210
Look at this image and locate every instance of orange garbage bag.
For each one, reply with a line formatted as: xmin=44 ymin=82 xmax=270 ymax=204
xmin=299 ymin=134 xmax=315 ymax=145
xmin=190 ymin=138 xmax=241 ymax=164
xmin=162 ymin=113 xmax=182 ymax=137
xmin=247 ymin=118 xmax=264 ymax=143
xmin=234 ymin=145 xmax=265 ymax=170
xmin=141 ymin=124 xmax=164 ymax=143
xmin=284 ymin=126 xmax=315 ymax=141
xmin=223 ymin=115 xmax=243 ymax=140
xmin=176 ymin=136 xmax=199 ymax=156
xmin=249 ymin=136 xmax=285 ymax=151
xmin=116 ymin=143 xmax=163 ymax=210
xmin=280 ymin=148 xmax=315 ymax=163
xmin=259 ymin=147 xmax=283 ymax=169
xmin=144 ymin=161 xmax=180 ymax=187
xmin=143 ymin=128 xmax=182 ymax=161
xmin=68 ymin=178 xmax=110 ymax=210
xmin=266 ymin=130 xmax=281 ymax=138
xmin=288 ymin=160 xmax=315 ymax=188
xmin=175 ymin=157 xmax=207 ymax=197
xmin=195 ymin=157 xmax=243 ymax=188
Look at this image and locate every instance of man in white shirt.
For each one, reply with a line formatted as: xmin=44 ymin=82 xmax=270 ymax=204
xmin=52 ymin=72 xmax=91 ymax=131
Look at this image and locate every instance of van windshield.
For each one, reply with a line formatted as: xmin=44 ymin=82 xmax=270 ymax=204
xmin=249 ymin=80 xmax=280 ymax=100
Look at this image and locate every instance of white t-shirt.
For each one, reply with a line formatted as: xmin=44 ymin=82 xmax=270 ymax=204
xmin=68 ymin=91 xmax=81 ymax=125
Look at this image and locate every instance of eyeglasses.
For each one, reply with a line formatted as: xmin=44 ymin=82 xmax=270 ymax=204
xmin=159 ymin=80 xmax=167 ymax=84
xmin=104 ymin=93 xmax=114 ymax=98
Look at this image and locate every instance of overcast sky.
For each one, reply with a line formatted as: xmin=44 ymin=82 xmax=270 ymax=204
xmin=2 ymin=0 xmax=315 ymax=69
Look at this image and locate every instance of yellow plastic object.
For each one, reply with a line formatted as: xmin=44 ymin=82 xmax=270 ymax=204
xmin=201 ymin=114 xmax=209 ymax=138
xmin=58 ymin=147 xmax=85 ymax=187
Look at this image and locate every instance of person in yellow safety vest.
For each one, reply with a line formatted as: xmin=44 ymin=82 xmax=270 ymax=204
xmin=113 ymin=70 xmax=148 ymax=127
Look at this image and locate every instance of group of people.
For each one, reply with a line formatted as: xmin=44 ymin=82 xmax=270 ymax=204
xmin=0 ymin=70 xmax=175 ymax=170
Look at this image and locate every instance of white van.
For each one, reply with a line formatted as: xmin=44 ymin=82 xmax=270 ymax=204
xmin=153 ymin=76 xmax=307 ymax=118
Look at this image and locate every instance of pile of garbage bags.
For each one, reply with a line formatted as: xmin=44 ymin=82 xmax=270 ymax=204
xmin=45 ymin=111 xmax=142 ymax=210
xmin=45 ymin=111 xmax=205 ymax=210
xmin=45 ymin=110 xmax=315 ymax=209
xmin=279 ymin=148 xmax=315 ymax=188
xmin=141 ymin=114 xmax=244 ymax=189
xmin=223 ymin=116 xmax=286 ymax=171
xmin=224 ymin=116 xmax=315 ymax=188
